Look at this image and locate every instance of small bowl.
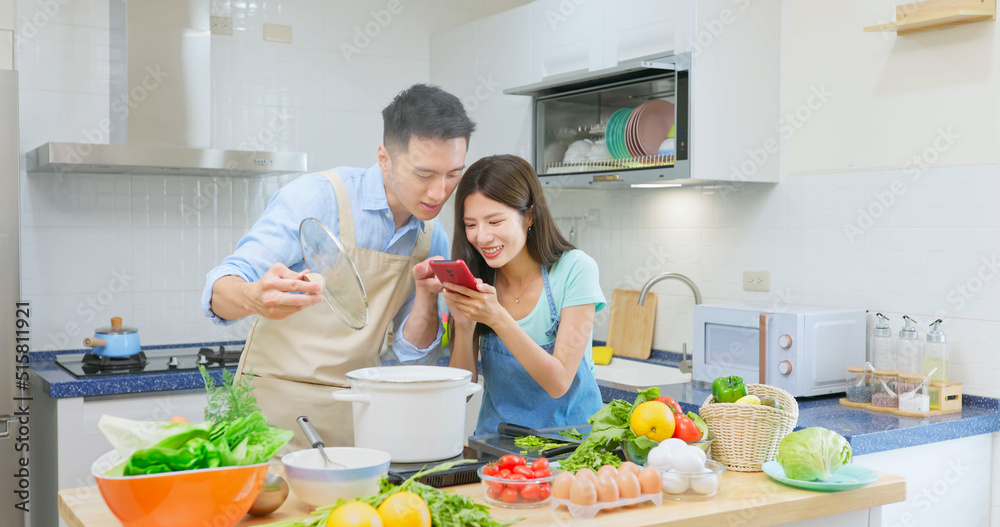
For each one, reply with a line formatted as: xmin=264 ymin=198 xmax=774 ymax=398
xmin=659 ymin=460 xmax=726 ymax=501
xmin=687 ymin=432 xmax=714 ymax=453
xmin=477 ymin=465 xmax=556 ymax=508
xmin=92 ymin=450 xmax=268 ymax=527
xmin=281 ymin=447 xmax=391 ymax=508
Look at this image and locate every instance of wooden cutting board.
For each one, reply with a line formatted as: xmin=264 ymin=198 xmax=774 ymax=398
xmin=606 ymin=288 xmax=657 ymax=359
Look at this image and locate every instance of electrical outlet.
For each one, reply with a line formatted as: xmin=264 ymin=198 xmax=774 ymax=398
xmin=210 ymin=16 xmax=233 ymax=36
xmin=743 ymin=270 xmax=770 ymax=292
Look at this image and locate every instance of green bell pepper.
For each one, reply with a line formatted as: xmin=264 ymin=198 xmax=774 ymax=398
xmin=712 ymin=376 xmax=748 ymax=403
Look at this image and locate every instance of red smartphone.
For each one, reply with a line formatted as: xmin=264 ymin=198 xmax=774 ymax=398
xmin=429 ymin=259 xmax=479 ymax=292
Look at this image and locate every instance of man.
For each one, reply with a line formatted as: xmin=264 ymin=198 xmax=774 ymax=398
xmin=202 ymin=84 xmax=475 ymax=451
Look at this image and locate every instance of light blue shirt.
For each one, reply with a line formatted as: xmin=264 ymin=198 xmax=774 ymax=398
xmin=201 ymin=164 xmax=448 ymax=362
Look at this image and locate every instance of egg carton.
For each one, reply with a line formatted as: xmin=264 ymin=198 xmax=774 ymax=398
xmin=551 ymin=492 xmax=663 ymax=519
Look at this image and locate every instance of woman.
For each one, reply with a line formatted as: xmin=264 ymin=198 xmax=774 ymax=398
xmin=444 ymin=154 xmax=606 ymax=435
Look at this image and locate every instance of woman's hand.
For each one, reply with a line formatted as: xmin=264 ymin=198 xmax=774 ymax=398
xmin=441 ymin=280 xmax=509 ymax=329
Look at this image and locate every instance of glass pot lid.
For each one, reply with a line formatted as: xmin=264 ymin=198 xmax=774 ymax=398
xmin=95 ymin=316 xmax=138 ymax=334
xmin=298 ymin=217 xmax=369 ymax=330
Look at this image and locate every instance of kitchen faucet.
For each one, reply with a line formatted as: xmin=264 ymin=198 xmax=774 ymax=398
xmin=637 ymin=272 xmax=702 ymax=374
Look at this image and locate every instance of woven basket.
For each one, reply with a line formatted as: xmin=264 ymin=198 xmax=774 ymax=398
xmin=698 ymin=384 xmax=798 ymax=472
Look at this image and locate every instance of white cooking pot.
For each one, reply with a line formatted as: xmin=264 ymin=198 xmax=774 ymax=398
xmin=332 ymin=366 xmax=482 ymax=463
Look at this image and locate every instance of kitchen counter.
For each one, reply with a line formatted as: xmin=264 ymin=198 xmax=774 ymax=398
xmin=597 ymin=363 xmax=1000 ymax=456
xmin=58 ymin=469 xmax=906 ymax=527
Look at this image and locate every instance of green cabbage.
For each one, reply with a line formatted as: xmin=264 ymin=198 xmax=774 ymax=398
xmin=776 ymin=427 xmax=852 ymax=481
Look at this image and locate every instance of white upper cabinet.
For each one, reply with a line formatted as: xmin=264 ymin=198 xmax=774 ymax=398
xmin=601 ymin=0 xmax=693 ymax=65
xmin=529 ymin=0 xmax=605 ymax=80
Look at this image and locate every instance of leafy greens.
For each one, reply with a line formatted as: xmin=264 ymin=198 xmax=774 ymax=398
xmin=558 ymin=387 xmax=662 ymax=472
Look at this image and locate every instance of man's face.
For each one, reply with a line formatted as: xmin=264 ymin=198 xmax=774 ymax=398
xmin=379 ymin=136 xmax=467 ymax=222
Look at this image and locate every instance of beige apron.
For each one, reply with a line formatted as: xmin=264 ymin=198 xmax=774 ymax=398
xmin=234 ymin=169 xmax=433 ymax=456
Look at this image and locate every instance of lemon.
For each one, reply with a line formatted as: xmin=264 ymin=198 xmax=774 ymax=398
xmin=326 ymin=501 xmax=383 ymax=527
xmin=630 ymin=401 xmax=676 ymax=442
xmin=377 ymin=491 xmax=431 ymax=527
xmin=735 ymin=395 xmax=761 ymax=405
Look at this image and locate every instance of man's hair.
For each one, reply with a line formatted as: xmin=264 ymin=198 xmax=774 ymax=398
xmin=382 ymin=84 xmax=476 ymax=155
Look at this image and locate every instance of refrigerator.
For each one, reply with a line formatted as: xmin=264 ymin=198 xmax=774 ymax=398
xmin=0 ymin=69 xmax=25 ymax=527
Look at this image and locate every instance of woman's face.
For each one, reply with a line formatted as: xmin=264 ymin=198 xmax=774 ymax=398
xmin=462 ymin=191 xmax=529 ymax=269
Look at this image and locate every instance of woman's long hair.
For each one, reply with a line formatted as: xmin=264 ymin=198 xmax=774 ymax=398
xmin=452 ymin=155 xmax=575 ymax=340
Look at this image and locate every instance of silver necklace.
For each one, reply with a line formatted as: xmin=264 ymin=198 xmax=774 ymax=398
xmin=508 ymin=271 xmax=539 ymax=304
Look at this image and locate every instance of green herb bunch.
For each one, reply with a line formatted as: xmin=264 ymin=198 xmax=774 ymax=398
xmin=199 ymin=365 xmax=258 ymax=423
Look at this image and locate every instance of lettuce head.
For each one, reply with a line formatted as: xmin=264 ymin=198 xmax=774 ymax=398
xmin=776 ymin=427 xmax=852 ymax=482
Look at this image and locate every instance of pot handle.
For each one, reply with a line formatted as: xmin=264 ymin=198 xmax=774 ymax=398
xmin=465 ymin=382 xmax=483 ymax=397
xmin=331 ymin=389 xmax=370 ymax=404
xmin=83 ymin=337 xmax=107 ymax=348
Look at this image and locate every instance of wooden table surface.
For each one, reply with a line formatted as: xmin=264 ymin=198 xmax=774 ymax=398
xmin=59 ymin=469 xmax=905 ymax=527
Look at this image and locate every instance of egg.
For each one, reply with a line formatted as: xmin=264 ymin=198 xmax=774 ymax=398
xmin=661 ymin=471 xmax=690 ymax=494
xmin=690 ymin=471 xmax=720 ymax=495
xmin=569 ymin=476 xmax=598 ymax=506
xmin=687 ymin=445 xmax=707 ymax=465
xmin=659 ymin=438 xmax=687 ymax=451
xmin=671 ymin=448 xmax=705 ymax=473
xmin=646 ymin=446 xmax=673 ymax=469
xmin=638 ymin=466 xmax=662 ymax=494
xmin=552 ymin=471 xmax=576 ymax=500
xmin=595 ymin=474 xmax=620 ymax=503
xmin=615 ymin=471 xmax=641 ymax=500
xmin=576 ymin=467 xmax=598 ymax=482
xmin=597 ymin=464 xmax=619 ymax=480
xmin=618 ymin=461 xmax=641 ymax=478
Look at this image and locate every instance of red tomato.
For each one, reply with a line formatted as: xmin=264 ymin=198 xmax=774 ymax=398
xmin=655 ymin=396 xmax=683 ymax=414
xmin=499 ymin=469 xmax=512 ymax=479
xmin=672 ymin=413 xmax=702 ymax=442
xmin=512 ymin=465 xmax=534 ymax=478
xmin=486 ymin=480 xmax=504 ymax=499
xmin=500 ymin=487 xmax=520 ymax=503
xmin=509 ymin=473 xmax=528 ymax=481
xmin=530 ymin=457 xmax=549 ymax=471
xmin=519 ymin=483 xmax=541 ymax=501
xmin=532 ymin=469 xmax=553 ymax=479
xmin=500 ymin=454 xmax=526 ymax=470
xmin=482 ymin=462 xmax=499 ymax=477
xmin=538 ymin=482 xmax=552 ymax=500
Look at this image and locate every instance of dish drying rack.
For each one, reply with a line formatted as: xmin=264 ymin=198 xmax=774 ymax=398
xmin=543 ymin=154 xmax=675 ymax=175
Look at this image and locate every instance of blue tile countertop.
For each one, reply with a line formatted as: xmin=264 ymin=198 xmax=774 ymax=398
xmin=599 ymin=377 xmax=1000 ymax=457
xmin=30 ymin=344 xmax=1000 ymax=456
xmin=28 ymin=343 xmax=455 ymax=399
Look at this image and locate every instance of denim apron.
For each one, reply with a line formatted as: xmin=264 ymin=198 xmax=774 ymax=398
xmin=475 ymin=264 xmax=604 ymax=436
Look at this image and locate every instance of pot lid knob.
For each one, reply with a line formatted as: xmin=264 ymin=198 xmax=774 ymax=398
xmin=111 ymin=316 xmax=123 ymax=328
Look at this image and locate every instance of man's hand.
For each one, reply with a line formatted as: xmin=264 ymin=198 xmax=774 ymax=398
xmin=412 ymin=256 xmax=445 ymax=294
xmin=211 ymin=263 xmax=323 ymax=321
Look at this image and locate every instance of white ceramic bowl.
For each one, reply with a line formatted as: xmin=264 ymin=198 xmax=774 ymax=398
xmin=281 ymin=447 xmax=390 ymax=508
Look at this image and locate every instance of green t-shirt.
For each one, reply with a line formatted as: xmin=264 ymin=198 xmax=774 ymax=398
xmin=515 ymin=250 xmax=606 ymax=367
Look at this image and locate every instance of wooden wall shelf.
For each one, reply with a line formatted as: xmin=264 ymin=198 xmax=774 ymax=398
xmin=864 ymin=0 xmax=996 ymax=35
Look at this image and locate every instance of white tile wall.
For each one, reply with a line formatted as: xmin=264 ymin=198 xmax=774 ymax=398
xmin=546 ymin=166 xmax=1000 ymax=398
xmin=16 ymin=0 xmax=530 ymax=351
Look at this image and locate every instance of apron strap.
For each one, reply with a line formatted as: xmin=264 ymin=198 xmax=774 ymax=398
xmin=411 ymin=220 xmax=434 ymax=263
xmin=317 ymin=170 xmax=356 ymax=249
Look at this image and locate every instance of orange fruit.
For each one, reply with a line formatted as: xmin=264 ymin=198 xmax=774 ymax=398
xmin=630 ymin=401 xmax=676 ymax=442
xmin=326 ymin=501 xmax=383 ymax=527
xmin=377 ymin=491 xmax=431 ymax=527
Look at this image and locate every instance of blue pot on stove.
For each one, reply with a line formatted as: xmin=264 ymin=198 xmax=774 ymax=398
xmin=83 ymin=316 xmax=142 ymax=357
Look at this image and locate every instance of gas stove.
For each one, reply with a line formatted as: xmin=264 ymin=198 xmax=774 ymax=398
xmin=55 ymin=345 xmax=244 ymax=378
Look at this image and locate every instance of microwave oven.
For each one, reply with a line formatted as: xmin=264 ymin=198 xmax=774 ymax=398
xmin=692 ymin=303 xmax=866 ymax=397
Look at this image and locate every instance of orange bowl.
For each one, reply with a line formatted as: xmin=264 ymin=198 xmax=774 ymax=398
xmin=91 ymin=450 xmax=268 ymax=527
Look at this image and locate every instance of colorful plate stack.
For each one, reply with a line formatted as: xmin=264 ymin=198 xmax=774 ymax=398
xmin=607 ymin=100 xmax=675 ymax=159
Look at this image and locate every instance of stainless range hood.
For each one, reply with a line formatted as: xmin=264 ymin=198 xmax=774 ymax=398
xmin=27 ymin=0 xmax=307 ymax=177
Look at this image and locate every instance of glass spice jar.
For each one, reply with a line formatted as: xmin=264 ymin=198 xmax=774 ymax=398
xmin=845 ymin=366 xmax=874 ymax=403
xmin=871 ymin=370 xmax=899 ymax=409
xmin=897 ymin=373 xmax=931 ymax=414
